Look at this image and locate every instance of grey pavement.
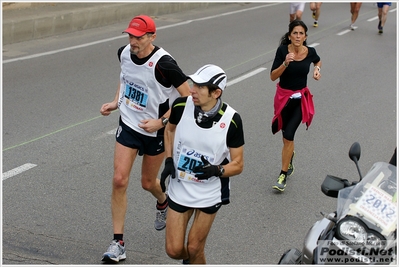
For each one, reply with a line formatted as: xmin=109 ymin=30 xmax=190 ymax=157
xmin=2 ymin=2 xmax=396 ymax=264
xmin=2 ymin=2 xmax=224 ymax=45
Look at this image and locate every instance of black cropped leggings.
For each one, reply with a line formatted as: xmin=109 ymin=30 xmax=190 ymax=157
xmin=281 ymin=98 xmax=302 ymax=141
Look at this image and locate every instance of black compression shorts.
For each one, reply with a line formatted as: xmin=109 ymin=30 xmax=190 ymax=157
xmin=281 ymin=98 xmax=302 ymax=141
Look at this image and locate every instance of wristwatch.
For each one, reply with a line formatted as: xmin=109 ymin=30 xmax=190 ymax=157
xmin=218 ymin=165 xmax=225 ymax=177
xmin=161 ymin=116 xmax=169 ymax=126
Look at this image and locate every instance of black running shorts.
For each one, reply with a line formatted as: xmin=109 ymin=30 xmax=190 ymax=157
xmin=116 ymin=117 xmax=164 ymax=156
xmin=167 ymin=196 xmax=222 ymax=214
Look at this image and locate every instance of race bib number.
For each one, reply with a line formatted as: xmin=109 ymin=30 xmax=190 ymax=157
xmin=176 ymin=147 xmax=211 ymax=184
xmin=123 ymin=83 xmax=148 ymax=111
xmin=355 ymin=185 xmax=397 ymax=231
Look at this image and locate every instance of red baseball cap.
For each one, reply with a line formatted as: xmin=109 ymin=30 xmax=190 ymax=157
xmin=123 ymin=15 xmax=156 ymax=37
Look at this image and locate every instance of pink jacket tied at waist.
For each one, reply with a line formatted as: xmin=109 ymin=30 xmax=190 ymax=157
xmin=272 ymin=83 xmax=315 ymax=134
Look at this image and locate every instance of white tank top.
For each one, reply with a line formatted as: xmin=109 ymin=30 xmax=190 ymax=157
xmin=168 ymin=96 xmax=236 ymax=208
xmin=118 ymin=45 xmax=176 ymax=137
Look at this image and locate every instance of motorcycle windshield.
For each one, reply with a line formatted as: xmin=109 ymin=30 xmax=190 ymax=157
xmin=336 ymin=162 xmax=397 ymax=238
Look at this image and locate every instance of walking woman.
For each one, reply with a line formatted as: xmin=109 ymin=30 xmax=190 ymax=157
xmin=270 ymin=20 xmax=322 ymax=192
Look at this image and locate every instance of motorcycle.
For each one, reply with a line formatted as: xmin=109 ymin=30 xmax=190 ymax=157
xmin=278 ymin=142 xmax=397 ymax=265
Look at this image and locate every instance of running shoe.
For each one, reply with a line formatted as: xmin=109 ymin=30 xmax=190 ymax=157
xmin=154 ymin=205 xmax=167 ymax=231
xmin=182 ymin=259 xmax=190 ymax=264
xmin=313 ymin=21 xmax=318 ymax=28
xmin=378 ymin=20 xmax=383 ymax=33
xmin=102 ymin=240 xmax=126 ymax=263
xmin=312 ymin=12 xmax=316 ymax=19
xmin=273 ymin=174 xmax=287 ymax=192
xmin=287 ymin=151 xmax=295 ymax=176
xmin=350 ymin=24 xmax=356 ymax=30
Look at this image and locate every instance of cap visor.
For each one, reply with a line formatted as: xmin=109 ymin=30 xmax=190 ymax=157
xmin=188 ymin=74 xmax=208 ymax=85
xmin=122 ymin=28 xmax=146 ymax=37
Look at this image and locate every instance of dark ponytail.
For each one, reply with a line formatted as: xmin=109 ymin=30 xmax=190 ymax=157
xmin=279 ymin=32 xmax=291 ymax=46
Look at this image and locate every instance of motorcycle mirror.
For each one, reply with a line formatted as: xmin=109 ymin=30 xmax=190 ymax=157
xmin=349 ymin=142 xmax=363 ymax=180
xmin=349 ymin=142 xmax=361 ymax=162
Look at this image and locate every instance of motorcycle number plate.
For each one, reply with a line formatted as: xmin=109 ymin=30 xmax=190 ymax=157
xmin=354 ymin=184 xmax=397 ymax=231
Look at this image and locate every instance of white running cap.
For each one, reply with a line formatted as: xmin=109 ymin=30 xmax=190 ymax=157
xmin=187 ymin=64 xmax=227 ymax=91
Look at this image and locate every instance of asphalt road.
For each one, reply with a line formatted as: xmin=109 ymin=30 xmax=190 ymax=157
xmin=2 ymin=2 xmax=397 ymax=265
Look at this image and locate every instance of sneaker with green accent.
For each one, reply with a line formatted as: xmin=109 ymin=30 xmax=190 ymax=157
xmin=313 ymin=21 xmax=318 ymax=27
xmin=273 ymin=174 xmax=287 ymax=192
xmin=287 ymin=151 xmax=295 ymax=176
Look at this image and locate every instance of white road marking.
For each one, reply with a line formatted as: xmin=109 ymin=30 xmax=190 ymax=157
xmin=337 ymin=29 xmax=353 ymax=36
xmin=3 ymin=163 xmax=37 ymax=181
xmin=367 ymin=16 xmax=379 ymax=22
xmin=308 ymin=43 xmax=320 ymax=47
xmin=227 ymin=67 xmax=267 ymax=87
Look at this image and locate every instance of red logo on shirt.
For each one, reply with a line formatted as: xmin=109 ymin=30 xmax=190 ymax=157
xmin=149 ymin=62 xmax=154 ymax=67
xmin=220 ymin=122 xmax=226 ymax=129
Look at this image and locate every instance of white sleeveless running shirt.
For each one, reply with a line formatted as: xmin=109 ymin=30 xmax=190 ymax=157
xmin=168 ymin=96 xmax=236 ymax=208
xmin=118 ymin=45 xmax=177 ymax=137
